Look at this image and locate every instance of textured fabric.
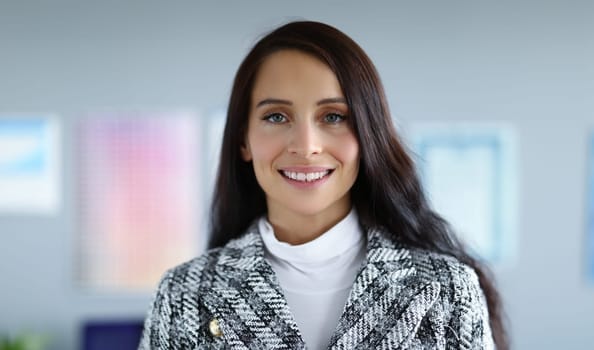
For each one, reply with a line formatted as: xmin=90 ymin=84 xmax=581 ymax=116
xmin=139 ymin=223 xmax=495 ymax=350
xmin=259 ymin=209 xmax=366 ymax=349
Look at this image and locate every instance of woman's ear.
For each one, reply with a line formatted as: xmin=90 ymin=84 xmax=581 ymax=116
xmin=240 ymin=142 xmax=252 ymax=161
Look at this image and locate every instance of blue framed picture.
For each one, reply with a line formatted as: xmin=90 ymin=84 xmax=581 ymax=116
xmin=409 ymin=123 xmax=518 ymax=264
xmin=0 ymin=116 xmax=61 ymax=214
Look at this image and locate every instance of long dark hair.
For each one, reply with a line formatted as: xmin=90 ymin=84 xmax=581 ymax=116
xmin=209 ymin=21 xmax=508 ymax=349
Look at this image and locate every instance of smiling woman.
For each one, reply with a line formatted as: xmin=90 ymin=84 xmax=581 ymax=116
xmin=140 ymin=21 xmax=508 ymax=350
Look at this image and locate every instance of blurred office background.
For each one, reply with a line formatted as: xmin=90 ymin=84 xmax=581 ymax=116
xmin=1 ymin=0 xmax=593 ymax=349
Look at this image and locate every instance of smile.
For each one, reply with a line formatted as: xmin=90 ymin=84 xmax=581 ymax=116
xmin=280 ymin=170 xmax=333 ymax=183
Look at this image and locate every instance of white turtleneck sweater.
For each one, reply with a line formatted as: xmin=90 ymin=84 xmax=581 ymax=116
xmin=258 ymin=209 xmax=366 ymax=350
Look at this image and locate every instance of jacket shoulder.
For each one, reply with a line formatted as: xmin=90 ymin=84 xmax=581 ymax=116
xmin=404 ymin=246 xmax=493 ymax=349
xmin=138 ymin=246 xmax=228 ymax=349
xmin=404 ymin=245 xmax=485 ymax=311
xmin=158 ymin=246 xmax=224 ymax=292
xmin=371 ymin=228 xmax=479 ymax=288
xmin=407 ymin=246 xmax=479 ymax=286
xmin=159 ymin=231 xmax=262 ymax=293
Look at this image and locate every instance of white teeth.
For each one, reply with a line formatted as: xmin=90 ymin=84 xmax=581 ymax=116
xmin=282 ymin=170 xmax=330 ymax=182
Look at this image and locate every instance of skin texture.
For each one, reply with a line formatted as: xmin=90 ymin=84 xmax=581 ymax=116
xmin=241 ymin=50 xmax=360 ymax=245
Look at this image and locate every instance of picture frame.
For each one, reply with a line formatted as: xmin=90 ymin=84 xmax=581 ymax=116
xmin=76 ymin=112 xmax=201 ymax=291
xmin=409 ymin=122 xmax=518 ymax=264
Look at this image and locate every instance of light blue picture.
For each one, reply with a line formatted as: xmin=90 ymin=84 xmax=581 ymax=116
xmin=0 ymin=117 xmax=60 ymax=214
xmin=0 ymin=119 xmax=47 ymax=175
xmin=410 ymin=123 xmax=518 ymax=264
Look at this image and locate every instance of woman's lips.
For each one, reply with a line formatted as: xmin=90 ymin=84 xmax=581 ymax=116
xmin=277 ymin=167 xmax=334 ymax=187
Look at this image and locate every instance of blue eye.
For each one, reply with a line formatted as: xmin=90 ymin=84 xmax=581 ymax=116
xmin=264 ymin=113 xmax=287 ymax=123
xmin=324 ymin=113 xmax=345 ymax=123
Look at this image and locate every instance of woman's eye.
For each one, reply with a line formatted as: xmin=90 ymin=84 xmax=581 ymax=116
xmin=264 ymin=113 xmax=287 ymax=123
xmin=324 ymin=113 xmax=346 ymax=124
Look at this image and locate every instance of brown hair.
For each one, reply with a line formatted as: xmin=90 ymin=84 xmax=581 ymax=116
xmin=209 ymin=20 xmax=508 ymax=349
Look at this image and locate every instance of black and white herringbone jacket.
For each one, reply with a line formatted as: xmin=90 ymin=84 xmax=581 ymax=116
xmin=139 ymin=224 xmax=494 ymax=349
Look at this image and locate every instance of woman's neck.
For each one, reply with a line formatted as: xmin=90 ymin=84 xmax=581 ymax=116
xmin=266 ymin=201 xmax=352 ymax=245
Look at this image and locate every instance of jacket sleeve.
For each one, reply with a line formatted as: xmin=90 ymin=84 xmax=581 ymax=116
xmin=446 ymin=265 xmax=495 ymax=350
xmin=138 ymin=270 xmax=175 ymax=350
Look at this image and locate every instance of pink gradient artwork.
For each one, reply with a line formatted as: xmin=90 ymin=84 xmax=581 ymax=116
xmin=77 ymin=113 xmax=200 ymax=291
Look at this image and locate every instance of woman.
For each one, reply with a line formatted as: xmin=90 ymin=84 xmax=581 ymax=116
xmin=140 ymin=21 xmax=508 ymax=350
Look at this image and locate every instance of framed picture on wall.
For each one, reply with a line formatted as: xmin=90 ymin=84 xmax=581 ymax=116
xmin=408 ymin=122 xmax=518 ymax=264
xmin=0 ymin=116 xmax=61 ymax=215
xmin=587 ymin=134 xmax=594 ymax=282
xmin=76 ymin=112 xmax=201 ymax=292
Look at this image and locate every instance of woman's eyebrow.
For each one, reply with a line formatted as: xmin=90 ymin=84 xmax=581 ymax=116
xmin=256 ymin=98 xmax=292 ymax=108
xmin=317 ymin=97 xmax=347 ymax=105
xmin=255 ymin=97 xmax=347 ymax=108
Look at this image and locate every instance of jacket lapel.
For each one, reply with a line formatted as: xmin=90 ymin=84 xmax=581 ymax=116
xmin=200 ymin=228 xmax=305 ymax=350
xmin=328 ymin=229 xmax=441 ymax=350
xmin=200 ymin=225 xmax=441 ymax=350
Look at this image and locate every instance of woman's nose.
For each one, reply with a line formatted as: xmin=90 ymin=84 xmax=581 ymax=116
xmin=287 ymin=121 xmax=322 ymax=157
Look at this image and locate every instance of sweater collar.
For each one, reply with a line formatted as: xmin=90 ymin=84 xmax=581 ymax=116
xmin=215 ymin=219 xmax=408 ymax=273
xmin=258 ymin=208 xmax=363 ymax=264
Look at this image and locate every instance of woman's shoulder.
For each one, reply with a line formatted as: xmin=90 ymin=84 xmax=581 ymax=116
xmin=409 ymin=245 xmax=479 ymax=284
xmin=397 ymin=240 xmax=487 ymax=315
xmin=370 ymin=228 xmax=481 ymax=293
xmin=391 ymin=239 xmax=493 ymax=348
xmin=155 ymin=231 xmax=262 ymax=292
xmin=153 ymin=248 xmax=221 ymax=293
xmin=416 ymin=251 xmax=483 ymax=309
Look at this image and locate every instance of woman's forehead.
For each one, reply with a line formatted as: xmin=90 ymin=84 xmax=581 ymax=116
xmin=250 ymin=50 xmax=344 ymax=104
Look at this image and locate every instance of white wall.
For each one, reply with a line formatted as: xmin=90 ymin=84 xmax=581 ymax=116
xmin=1 ymin=1 xmax=593 ymax=349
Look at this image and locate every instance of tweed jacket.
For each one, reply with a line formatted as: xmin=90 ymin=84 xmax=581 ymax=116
xmin=139 ymin=224 xmax=494 ymax=350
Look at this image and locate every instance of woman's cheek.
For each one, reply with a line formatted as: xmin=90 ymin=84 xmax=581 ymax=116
xmin=250 ymin=133 xmax=285 ymax=162
xmin=333 ymin=132 xmax=359 ymax=162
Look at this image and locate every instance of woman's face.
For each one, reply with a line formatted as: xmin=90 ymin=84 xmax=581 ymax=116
xmin=241 ymin=49 xmax=360 ymax=224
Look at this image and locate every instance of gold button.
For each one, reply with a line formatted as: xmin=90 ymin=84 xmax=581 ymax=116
xmin=209 ymin=318 xmax=223 ymax=337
